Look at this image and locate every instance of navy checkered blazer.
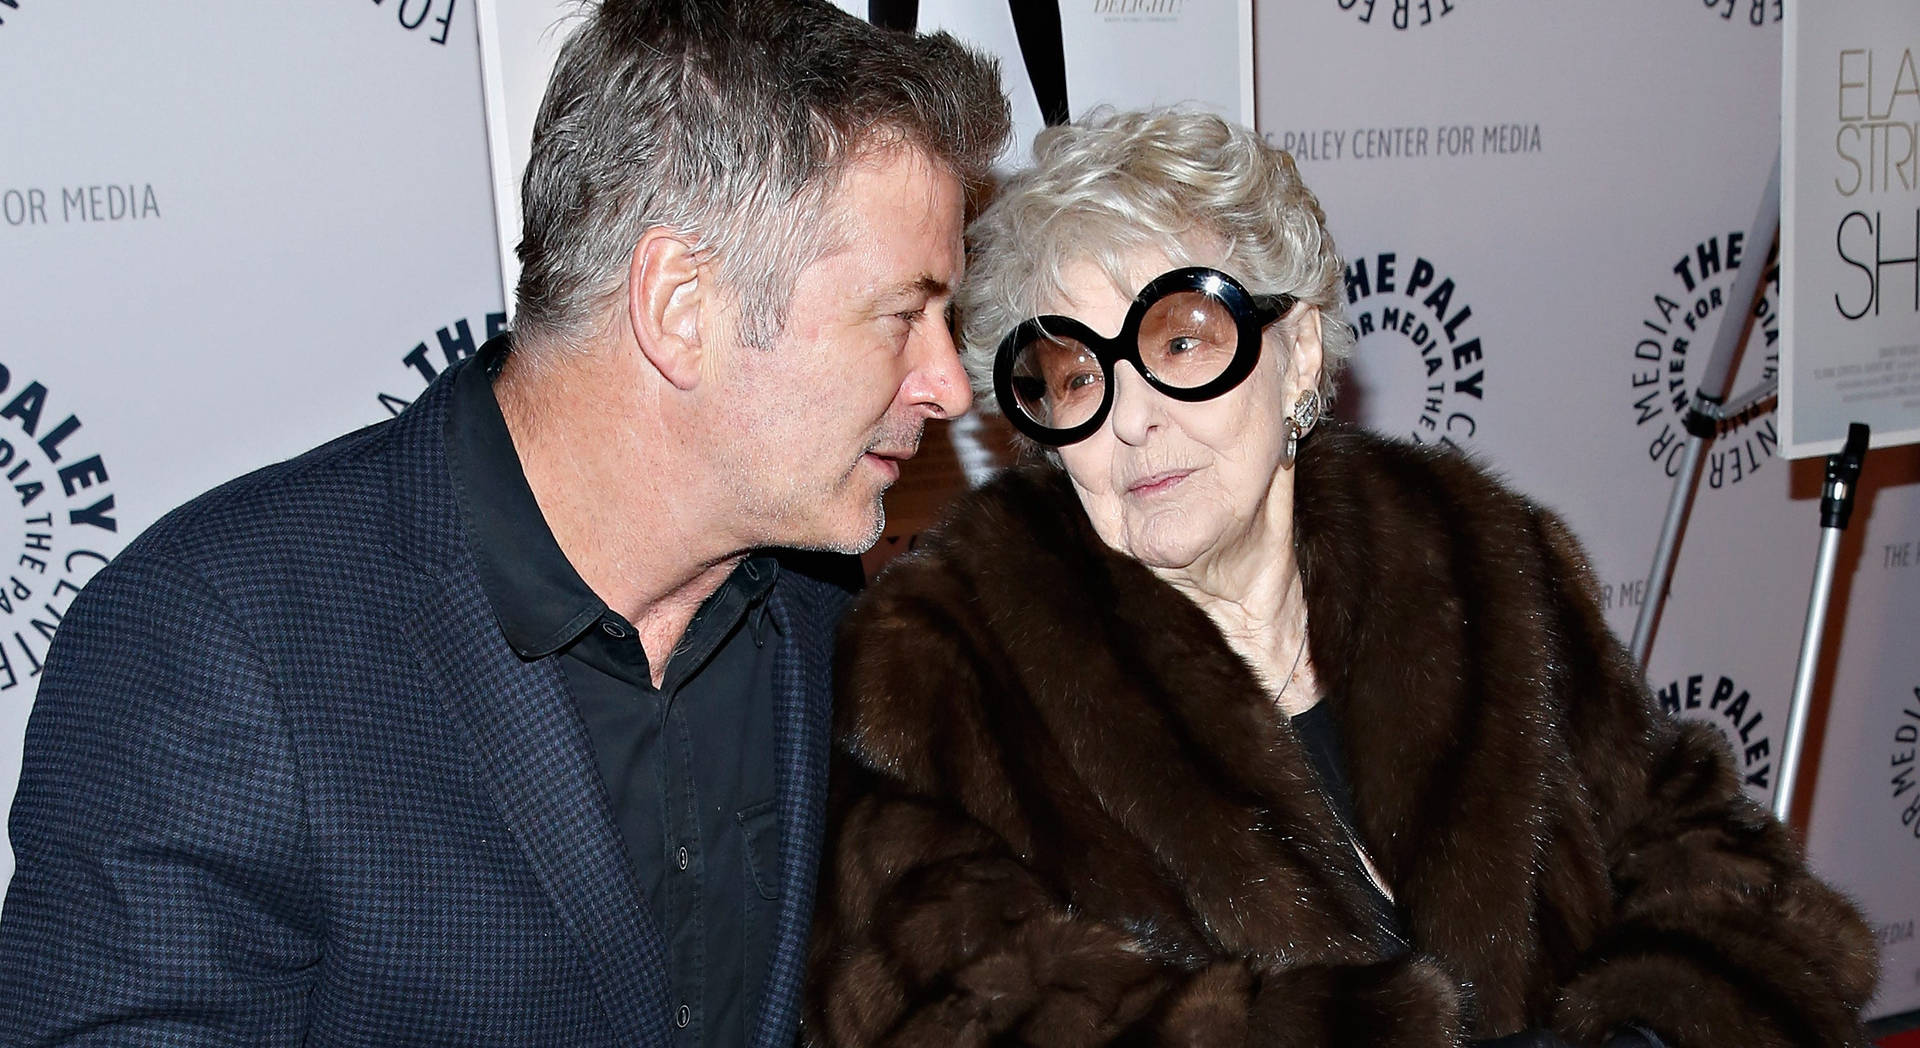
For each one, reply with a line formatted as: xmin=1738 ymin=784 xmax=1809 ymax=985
xmin=0 ymin=361 xmax=849 ymax=1046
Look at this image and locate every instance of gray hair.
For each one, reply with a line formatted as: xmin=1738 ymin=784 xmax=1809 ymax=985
xmin=515 ymin=0 xmax=1010 ymax=351
xmin=958 ymin=108 xmax=1354 ymax=410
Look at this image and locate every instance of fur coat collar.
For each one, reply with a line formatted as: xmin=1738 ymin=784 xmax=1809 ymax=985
xmin=809 ymin=428 xmax=1874 ymax=1047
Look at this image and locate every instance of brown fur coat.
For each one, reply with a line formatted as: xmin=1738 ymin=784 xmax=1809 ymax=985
xmin=806 ymin=429 xmax=1876 ymax=1047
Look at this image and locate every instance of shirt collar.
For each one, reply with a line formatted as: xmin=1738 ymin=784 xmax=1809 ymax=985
xmin=446 ymin=333 xmax=609 ymax=658
xmin=446 ymin=333 xmax=784 ymax=658
xmin=737 ymin=555 xmax=781 ymax=644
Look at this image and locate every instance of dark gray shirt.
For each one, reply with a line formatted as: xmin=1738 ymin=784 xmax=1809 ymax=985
xmin=447 ymin=334 xmax=782 ymax=1047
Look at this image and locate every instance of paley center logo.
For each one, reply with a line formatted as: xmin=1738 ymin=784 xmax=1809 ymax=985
xmin=1342 ymin=251 xmax=1488 ymax=449
xmin=1625 ymin=231 xmax=1779 ymax=490
xmin=3 ymin=184 xmax=161 ymax=227
xmin=1656 ymin=671 xmax=1778 ymax=804
xmin=1336 ymin=0 xmax=1455 ymax=31
xmin=1893 ymin=689 xmax=1920 ymax=843
xmin=1701 ymin=0 xmax=1780 ymax=28
xmin=1871 ymin=689 xmax=1914 ymax=966
xmin=371 ymin=0 xmax=460 ymax=45
xmin=379 ymin=312 xmax=509 ymax=416
xmin=0 ymin=361 xmax=121 ymax=691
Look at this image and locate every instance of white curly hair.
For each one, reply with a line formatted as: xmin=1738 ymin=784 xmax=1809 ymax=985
xmin=958 ymin=108 xmax=1354 ymax=414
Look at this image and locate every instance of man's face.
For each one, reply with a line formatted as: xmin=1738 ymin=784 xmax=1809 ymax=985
xmin=719 ymin=146 xmax=971 ymax=554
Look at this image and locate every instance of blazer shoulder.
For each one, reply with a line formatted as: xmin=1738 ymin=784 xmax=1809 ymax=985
xmin=132 ymin=420 xmax=399 ymax=559
xmin=130 ymin=375 xmax=467 ymax=591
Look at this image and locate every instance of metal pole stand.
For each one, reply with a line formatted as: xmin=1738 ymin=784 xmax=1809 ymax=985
xmin=1629 ymin=156 xmax=1783 ymax=665
xmin=1773 ymin=423 xmax=1870 ymax=823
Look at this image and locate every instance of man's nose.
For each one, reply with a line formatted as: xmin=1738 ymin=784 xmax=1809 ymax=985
xmin=904 ymin=323 xmax=973 ymax=420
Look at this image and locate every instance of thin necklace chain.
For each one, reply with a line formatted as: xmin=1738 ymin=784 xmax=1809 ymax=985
xmin=1274 ymin=621 xmax=1310 ymax=703
xmin=1272 ymin=608 xmax=1394 ymax=903
xmin=1275 ymin=575 xmax=1311 ymax=704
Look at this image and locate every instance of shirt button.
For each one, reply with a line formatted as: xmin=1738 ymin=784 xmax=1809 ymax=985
xmin=676 ymin=845 xmax=689 ymax=871
xmin=600 ymin=620 xmax=627 ymax=638
xmin=675 ymin=1004 xmax=691 ymax=1029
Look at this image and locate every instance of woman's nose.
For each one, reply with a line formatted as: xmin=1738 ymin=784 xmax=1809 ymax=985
xmin=1105 ymin=361 xmax=1161 ymax=445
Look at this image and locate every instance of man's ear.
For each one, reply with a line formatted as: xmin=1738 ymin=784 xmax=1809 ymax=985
xmin=626 ymin=228 xmax=706 ymax=391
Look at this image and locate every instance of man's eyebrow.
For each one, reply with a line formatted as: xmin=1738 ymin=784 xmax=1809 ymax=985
xmin=877 ymin=275 xmax=951 ymax=305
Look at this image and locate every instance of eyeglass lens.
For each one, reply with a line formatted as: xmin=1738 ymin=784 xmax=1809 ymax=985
xmin=1008 ymin=290 xmax=1243 ymax=430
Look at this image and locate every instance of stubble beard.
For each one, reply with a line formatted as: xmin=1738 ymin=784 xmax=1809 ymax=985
xmin=743 ymin=419 xmax=921 ymax=556
xmin=832 ymin=499 xmax=889 ymax=556
xmin=830 ymin=416 xmax=928 ymax=554
xmin=833 ymin=420 xmax=924 ymax=554
xmin=785 ymin=470 xmax=888 ymax=556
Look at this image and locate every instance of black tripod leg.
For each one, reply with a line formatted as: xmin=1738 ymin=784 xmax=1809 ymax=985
xmin=868 ymin=0 xmax=917 ymax=32
xmin=1010 ymin=0 xmax=1070 ymax=126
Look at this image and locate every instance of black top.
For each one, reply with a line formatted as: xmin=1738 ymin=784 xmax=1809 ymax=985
xmin=1289 ymin=701 xmax=1405 ymax=946
xmin=447 ymin=334 xmax=782 ymax=1047
xmin=1291 ymin=705 xmax=1658 ymax=1048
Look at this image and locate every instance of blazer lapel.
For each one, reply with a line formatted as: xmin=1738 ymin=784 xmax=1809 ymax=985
xmin=407 ymin=566 xmax=669 ymax=1046
xmin=749 ymin=582 xmax=833 ymax=1048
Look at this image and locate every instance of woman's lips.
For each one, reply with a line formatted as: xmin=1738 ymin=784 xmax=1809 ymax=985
xmin=1125 ymin=468 xmax=1193 ymax=497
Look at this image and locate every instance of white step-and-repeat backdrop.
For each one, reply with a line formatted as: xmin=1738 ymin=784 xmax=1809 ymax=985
xmin=2 ymin=0 xmax=1914 ymax=1021
xmin=0 ymin=0 xmax=503 ymax=889
xmin=1263 ymin=3 xmax=1919 ymax=1018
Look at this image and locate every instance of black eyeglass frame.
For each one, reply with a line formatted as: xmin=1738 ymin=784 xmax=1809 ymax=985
xmin=992 ymin=267 xmax=1296 ymax=447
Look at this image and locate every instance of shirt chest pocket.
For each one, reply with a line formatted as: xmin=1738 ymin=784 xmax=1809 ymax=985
xmin=736 ymin=799 xmax=782 ymax=901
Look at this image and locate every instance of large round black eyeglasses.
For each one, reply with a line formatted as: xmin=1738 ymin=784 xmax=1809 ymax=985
xmin=992 ymin=267 xmax=1296 ymax=447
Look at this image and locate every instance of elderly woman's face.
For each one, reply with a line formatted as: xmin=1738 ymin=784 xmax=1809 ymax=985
xmin=1049 ymin=252 xmax=1323 ymax=572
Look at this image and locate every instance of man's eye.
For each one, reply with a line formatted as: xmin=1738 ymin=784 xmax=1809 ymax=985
xmin=1167 ymin=336 xmax=1200 ymax=355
